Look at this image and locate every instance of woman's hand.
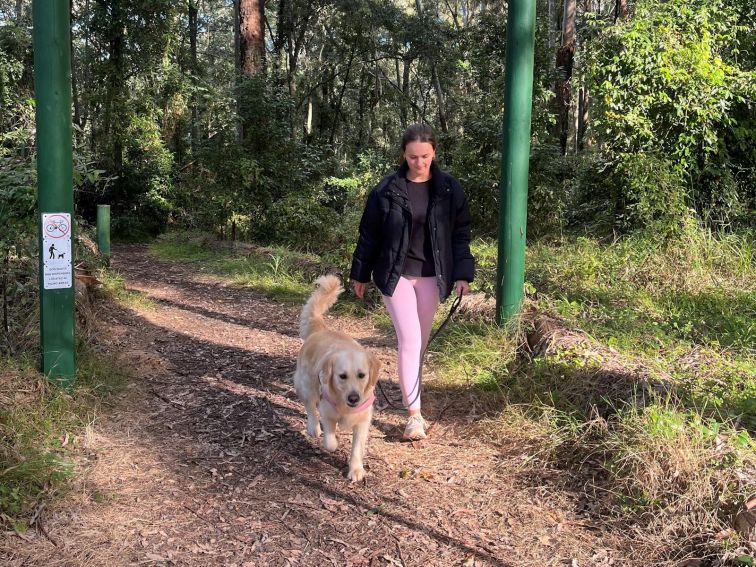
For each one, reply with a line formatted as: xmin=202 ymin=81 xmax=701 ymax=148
xmin=351 ymin=280 xmax=366 ymax=299
xmin=454 ymin=280 xmax=470 ymax=297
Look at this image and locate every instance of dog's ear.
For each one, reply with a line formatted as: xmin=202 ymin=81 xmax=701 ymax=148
xmin=367 ymin=352 xmax=381 ymax=390
xmin=318 ymin=352 xmax=335 ymax=391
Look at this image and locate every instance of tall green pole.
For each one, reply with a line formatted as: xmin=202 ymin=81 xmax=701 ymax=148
xmin=496 ymin=0 xmax=536 ymax=326
xmin=33 ymin=0 xmax=76 ymax=386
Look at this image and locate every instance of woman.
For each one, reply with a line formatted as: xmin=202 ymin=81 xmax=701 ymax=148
xmin=350 ymin=123 xmax=475 ymax=440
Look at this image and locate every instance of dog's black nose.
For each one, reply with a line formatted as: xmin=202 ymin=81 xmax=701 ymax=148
xmin=347 ymin=392 xmax=360 ymax=406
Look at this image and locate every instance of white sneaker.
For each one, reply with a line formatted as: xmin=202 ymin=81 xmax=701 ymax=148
xmin=403 ymin=415 xmax=427 ymax=440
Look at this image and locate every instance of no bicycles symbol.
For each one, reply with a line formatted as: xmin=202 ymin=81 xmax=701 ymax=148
xmin=44 ymin=214 xmax=70 ymax=238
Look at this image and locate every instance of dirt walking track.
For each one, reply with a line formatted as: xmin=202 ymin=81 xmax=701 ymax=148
xmin=2 ymin=244 xmax=633 ymax=566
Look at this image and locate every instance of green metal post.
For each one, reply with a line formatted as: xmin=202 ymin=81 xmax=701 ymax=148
xmin=33 ymin=0 xmax=76 ymax=386
xmin=496 ymin=0 xmax=537 ymax=326
xmin=97 ymin=205 xmax=111 ymax=263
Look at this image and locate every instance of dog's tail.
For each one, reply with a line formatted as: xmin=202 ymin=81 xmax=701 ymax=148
xmin=299 ymin=275 xmax=343 ymax=339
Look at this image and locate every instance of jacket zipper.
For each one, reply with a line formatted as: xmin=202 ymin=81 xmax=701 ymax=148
xmin=387 ymin=190 xmax=411 ymax=278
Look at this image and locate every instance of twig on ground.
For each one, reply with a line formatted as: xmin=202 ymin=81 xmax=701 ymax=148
xmin=150 ymin=388 xmax=185 ymax=408
xmin=29 ymin=505 xmax=58 ymax=547
xmin=394 ymin=536 xmax=407 ymax=566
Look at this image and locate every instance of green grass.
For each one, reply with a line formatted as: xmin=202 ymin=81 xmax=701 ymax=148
xmin=520 ymin=228 xmax=756 ymax=425
xmin=100 ymin=270 xmax=155 ymax=310
xmin=0 ymin=347 xmax=130 ymax=526
xmin=149 ymin=235 xmax=315 ymax=304
xmin=149 ymin=233 xmax=378 ymax=318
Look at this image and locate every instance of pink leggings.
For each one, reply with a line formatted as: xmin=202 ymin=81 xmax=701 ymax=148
xmin=382 ymin=276 xmax=440 ymax=412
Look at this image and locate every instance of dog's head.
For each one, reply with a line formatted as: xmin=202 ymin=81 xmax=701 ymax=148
xmin=319 ymin=348 xmax=380 ymax=409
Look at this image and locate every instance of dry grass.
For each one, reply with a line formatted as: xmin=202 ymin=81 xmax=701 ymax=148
xmin=0 ymin=298 xmax=130 ymax=525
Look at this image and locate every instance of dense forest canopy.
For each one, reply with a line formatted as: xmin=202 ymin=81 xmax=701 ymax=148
xmin=1 ymin=0 xmax=754 ymax=249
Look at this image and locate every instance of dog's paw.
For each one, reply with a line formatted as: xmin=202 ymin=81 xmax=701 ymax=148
xmin=322 ymin=435 xmax=338 ymax=452
xmin=306 ymin=421 xmax=321 ymax=437
xmin=348 ymin=466 xmax=366 ymax=483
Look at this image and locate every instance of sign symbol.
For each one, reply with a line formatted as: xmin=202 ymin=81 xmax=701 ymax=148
xmin=44 ymin=216 xmax=70 ymax=238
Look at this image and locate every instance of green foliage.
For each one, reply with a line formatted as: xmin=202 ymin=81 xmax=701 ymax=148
xmin=587 ymin=0 xmax=755 ymax=227
xmin=264 ymin=195 xmax=341 ymax=250
xmin=608 ymin=153 xmax=689 ymax=232
xmin=526 ymin=147 xmax=573 ymax=238
xmin=111 ymin=114 xmax=175 ymax=239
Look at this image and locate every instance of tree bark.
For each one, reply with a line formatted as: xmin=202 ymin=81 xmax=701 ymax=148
xmin=239 ymin=0 xmax=265 ymax=76
xmin=189 ymin=0 xmax=199 ymax=155
xmin=431 ymin=65 xmax=448 ymax=133
xmin=329 ymin=46 xmax=355 ymax=144
xmin=189 ymin=0 xmax=199 ymax=153
xmin=614 ymin=0 xmax=627 ymax=22
xmin=415 ymin=0 xmax=448 ymax=132
xmin=548 ymin=0 xmax=556 ymax=49
xmin=553 ymin=0 xmax=576 ymax=155
xmin=100 ymin=0 xmax=125 ymax=170
xmin=577 ymin=84 xmax=589 ymax=150
xmin=233 ymin=0 xmax=243 ymax=141
xmin=70 ymin=0 xmax=82 ymax=136
xmin=357 ymin=70 xmax=367 ymax=148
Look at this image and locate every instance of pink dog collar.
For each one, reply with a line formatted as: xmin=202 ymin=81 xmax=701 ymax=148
xmin=321 ymin=391 xmax=375 ymax=414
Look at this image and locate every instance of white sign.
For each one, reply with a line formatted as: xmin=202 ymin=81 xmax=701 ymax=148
xmin=42 ymin=212 xmax=73 ymax=290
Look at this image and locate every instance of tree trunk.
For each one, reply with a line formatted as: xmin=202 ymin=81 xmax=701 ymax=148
xmin=415 ymin=0 xmax=448 ymax=132
xmin=70 ymin=0 xmax=82 ymax=137
xmin=239 ymin=0 xmax=265 ymax=76
xmin=233 ymin=0 xmax=243 ymax=141
xmin=357 ymin=71 xmax=366 ymax=148
xmin=431 ymin=65 xmax=448 ymax=133
xmin=548 ymin=0 xmax=556 ymax=49
xmin=553 ymin=0 xmax=576 ymax=155
xmin=329 ymin=46 xmax=355 ymax=144
xmin=577 ymin=84 xmax=589 ymax=150
xmin=614 ymin=0 xmax=627 ymax=22
xmin=402 ymin=56 xmax=412 ymax=124
xmin=102 ymin=0 xmax=125 ymax=171
xmin=189 ymin=0 xmax=199 ymax=154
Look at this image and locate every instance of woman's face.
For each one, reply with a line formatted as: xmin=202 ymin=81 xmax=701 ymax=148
xmin=404 ymin=141 xmax=435 ymax=180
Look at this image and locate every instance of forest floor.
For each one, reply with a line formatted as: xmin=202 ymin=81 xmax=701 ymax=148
xmin=2 ymin=244 xmax=642 ymax=566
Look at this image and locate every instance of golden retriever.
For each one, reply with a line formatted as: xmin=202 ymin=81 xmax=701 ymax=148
xmin=293 ymin=275 xmax=380 ymax=482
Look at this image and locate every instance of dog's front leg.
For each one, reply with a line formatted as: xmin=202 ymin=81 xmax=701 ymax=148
xmin=320 ymin=409 xmax=339 ymax=453
xmin=303 ymin=398 xmax=321 ymax=437
xmin=347 ymin=419 xmax=370 ymax=482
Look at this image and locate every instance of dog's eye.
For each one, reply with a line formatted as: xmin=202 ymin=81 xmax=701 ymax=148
xmin=338 ymin=373 xmax=348 ymax=380
xmin=357 ymin=372 xmax=366 ymax=379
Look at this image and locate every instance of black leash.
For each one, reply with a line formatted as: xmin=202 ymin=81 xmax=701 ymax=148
xmin=376 ymin=293 xmax=463 ymax=411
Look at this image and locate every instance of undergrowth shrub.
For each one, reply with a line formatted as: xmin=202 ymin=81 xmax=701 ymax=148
xmin=263 ymin=195 xmax=341 ymax=250
xmin=609 ymin=153 xmax=690 ymax=233
xmin=111 ymin=114 xmax=174 ymax=239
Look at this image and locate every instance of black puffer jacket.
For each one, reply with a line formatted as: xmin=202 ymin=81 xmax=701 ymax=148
xmin=350 ymin=161 xmax=475 ymax=301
